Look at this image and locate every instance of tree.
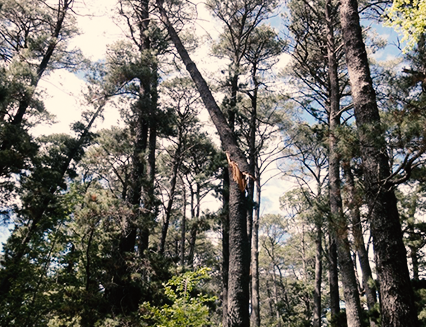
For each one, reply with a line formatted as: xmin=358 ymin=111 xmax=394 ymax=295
xmin=140 ymin=268 xmax=217 ymax=327
xmin=282 ymin=123 xmax=329 ymax=327
xmin=385 ymin=0 xmax=426 ymax=51
xmin=0 ymin=101 xmax=104 ymax=322
xmin=285 ymin=0 xmax=364 ymax=324
xmin=0 ymin=0 xmax=82 ymax=206
xmin=339 ymin=0 xmax=419 ymax=324
xmin=156 ymin=1 xmax=252 ymax=325
xmin=156 ymin=77 xmax=203 ymax=255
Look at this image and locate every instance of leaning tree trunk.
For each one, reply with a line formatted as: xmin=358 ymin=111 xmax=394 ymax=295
xmin=326 ymin=1 xmax=363 ymax=325
xmin=339 ymin=0 xmax=418 ymax=325
xmin=156 ymin=2 xmax=251 ymax=326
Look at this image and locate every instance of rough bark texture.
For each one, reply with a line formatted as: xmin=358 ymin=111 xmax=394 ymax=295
xmin=328 ymin=235 xmax=340 ymax=317
xmin=313 ymin=222 xmax=322 ymax=327
xmin=222 ymin=169 xmax=230 ymax=327
xmin=339 ymin=0 xmax=418 ymax=325
xmin=251 ymin=174 xmax=261 ymax=327
xmin=326 ymin=1 xmax=363 ymax=325
xmin=227 ymin=166 xmax=250 ymax=327
xmin=343 ymin=161 xmax=377 ymax=311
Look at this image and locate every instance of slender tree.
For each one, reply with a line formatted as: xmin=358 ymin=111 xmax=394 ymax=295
xmin=156 ymin=1 xmax=252 ymax=325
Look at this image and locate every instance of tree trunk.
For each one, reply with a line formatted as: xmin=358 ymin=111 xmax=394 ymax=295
xmin=313 ymin=221 xmax=322 ymax=327
xmin=339 ymin=0 xmax=418 ymax=325
xmin=248 ymin=59 xmax=260 ymax=327
xmin=271 ymin=263 xmax=282 ymax=327
xmin=227 ymin=166 xmax=250 ymax=327
xmin=410 ymin=245 xmax=419 ymax=281
xmin=181 ymin=178 xmax=186 ymax=271
xmin=326 ymin=0 xmax=363 ymax=325
xmin=159 ymin=139 xmax=182 ymax=255
xmin=156 ymin=0 xmax=250 ymax=174
xmin=139 ymin=64 xmax=158 ymax=256
xmin=328 ymin=235 xmax=340 ymax=317
xmin=342 ymin=161 xmax=377 ymax=312
xmin=251 ymin=172 xmax=261 ymax=327
xmin=222 ymin=169 xmax=230 ymax=327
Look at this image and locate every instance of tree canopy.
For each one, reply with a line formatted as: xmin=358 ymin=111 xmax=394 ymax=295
xmin=0 ymin=0 xmax=426 ymax=326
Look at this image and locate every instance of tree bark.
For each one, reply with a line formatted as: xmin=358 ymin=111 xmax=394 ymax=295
xmin=328 ymin=234 xmax=340 ymax=317
xmin=326 ymin=1 xmax=363 ymax=325
xmin=342 ymin=161 xmax=377 ymax=312
xmin=339 ymin=0 xmax=418 ymax=325
xmin=313 ymin=221 xmax=322 ymax=327
xmin=222 ymin=168 xmax=230 ymax=327
xmin=227 ymin=166 xmax=250 ymax=327
xmin=251 ymin=171 xmax=261 ymax=327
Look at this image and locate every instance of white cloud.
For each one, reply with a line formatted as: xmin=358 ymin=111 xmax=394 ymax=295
xmin=34 ymin=71 xmax=86 ymax=136
xmin=193 ymin=1 xmax=221 ymax=40
xmin=69 ymin=0 xmax=124 ymax=61
xmin=273 ymin=53 xmax=291 ymax=73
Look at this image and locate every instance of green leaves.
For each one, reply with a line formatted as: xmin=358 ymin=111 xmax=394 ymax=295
xmin=385 ymin=0 xmax=426 ymax=51
xmin=140 ymin=267 xmax=217 ymax=327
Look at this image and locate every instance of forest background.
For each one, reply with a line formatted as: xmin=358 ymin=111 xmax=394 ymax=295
xmin=0 ymin=0 xmax=425 ymax=327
